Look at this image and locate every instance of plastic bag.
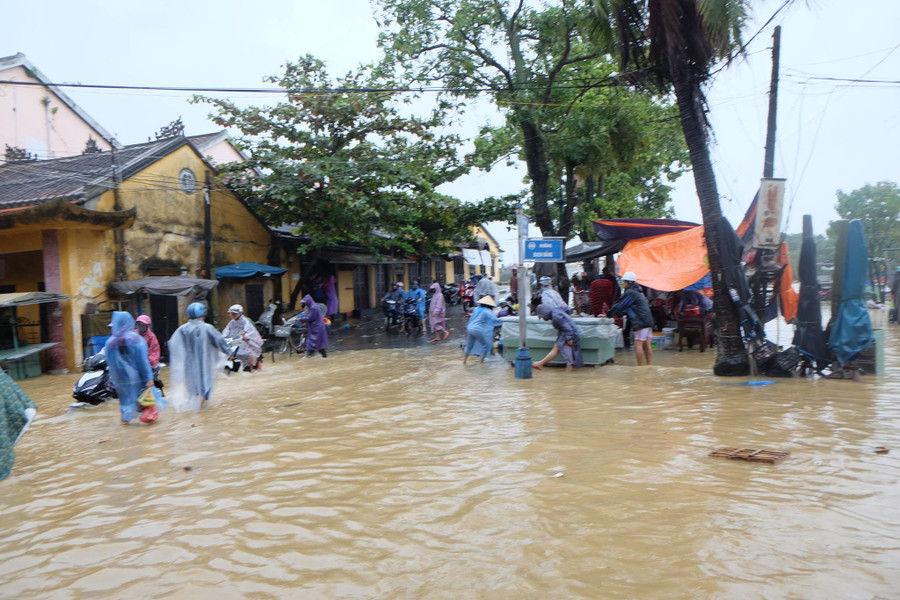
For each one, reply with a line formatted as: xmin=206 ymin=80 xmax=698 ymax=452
xmin=137 ymin=387 xmax=155 ymax=407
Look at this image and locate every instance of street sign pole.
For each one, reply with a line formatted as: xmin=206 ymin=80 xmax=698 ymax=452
xmin=515 ymin=206 xmax=532 ymax=379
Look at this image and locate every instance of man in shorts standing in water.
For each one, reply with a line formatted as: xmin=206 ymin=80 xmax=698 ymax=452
xmin=605 ymin=272 xmax=654 ymax=366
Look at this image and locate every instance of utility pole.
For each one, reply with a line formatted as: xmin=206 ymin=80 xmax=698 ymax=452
xmin=763 ymin=25 xmax=781 ymax=179
xmin=204 ymin=170 xmax=212 ymax=279
xmin=515 ymin=205 xmax=532 ymax=378
xmin=110 ymin=141 xmax=126 ymax=282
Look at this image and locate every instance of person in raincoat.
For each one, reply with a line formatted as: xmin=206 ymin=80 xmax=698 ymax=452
xmin=463 ymin=295 xmax=502 ymax=365
xmin=0 ymin=366 xmax=37 ymax=481
xmin=103 ymin=311 xmax=165 ymax=423
xmin=407 ymin=280 xmax=427 ymax=321
xmin=222 ymin=304 xmax=263 ymax=371
xmin=537 ymin=276 xmax=569 ymax=312
xmin=324 ymin=274 xmax=339 ymax=320
xmin=134 ymin=314 xmax=160 ymax=369
xmin=428 ymin=281 xmax=450 ymax=342
xmin=531 ymin=304 xmax=583 ymax=372
xmin=167 ymin=302 xmax=231 ymax=411
xmin=299 ymin=295 xmax=329 ymax=357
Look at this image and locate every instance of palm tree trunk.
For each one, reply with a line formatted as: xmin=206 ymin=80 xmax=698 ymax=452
xmin=673 ymin=77 xmax=749 ymax=375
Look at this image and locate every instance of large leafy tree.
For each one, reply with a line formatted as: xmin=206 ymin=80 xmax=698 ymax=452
xmin=828 ymin=181 xmax=900 ymax=259
xmin=195 ymin=55 xmax=512 ymax=259
xmin=469 ymin=57 xmax=689 ymax=244
xmin=374 ymin=0 xmax=685 ymax=300
xmin=591 ymin=0 xmax=757 ymax=375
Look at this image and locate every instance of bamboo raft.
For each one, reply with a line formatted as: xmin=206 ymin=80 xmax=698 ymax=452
xmin=709 ymin=447 xmax=789 ymax=464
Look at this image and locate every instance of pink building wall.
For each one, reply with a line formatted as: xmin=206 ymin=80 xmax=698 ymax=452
xmin=0 ymin=63 xmax=114 ymax=159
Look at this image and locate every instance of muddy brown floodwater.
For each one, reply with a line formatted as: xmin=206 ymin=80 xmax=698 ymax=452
xmin=3 ymin=325 xmax=900 ymax=599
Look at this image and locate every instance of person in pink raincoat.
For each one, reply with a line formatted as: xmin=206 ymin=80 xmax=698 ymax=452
xmin=428 ymin=281 xmax=450 ymax=342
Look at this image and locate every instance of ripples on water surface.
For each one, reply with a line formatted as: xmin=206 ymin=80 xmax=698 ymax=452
xmin=3 ymin=327 xmax=900 ymax=599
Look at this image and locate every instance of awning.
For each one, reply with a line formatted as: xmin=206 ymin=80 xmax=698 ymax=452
xmin=564 ymin=240 xmax=626 ymax=263
xmin=0 ymin=292 xmax=69 ymax=307
xmin=0 ymin=198 xmax=136 ymax=233
xmin=592 ymin=218 xmax=699 ymax=242
xmin=462 ymin=249 xmax=482 ymax=266
xmin=110 ymin=276 xmax=218 ymax=297
xmin=215 ymin=262 xmax=287 ymax=279
xmin=479 ymin=250 xmax=492 ymax=266
xmin=616 ymin=226 xmax=709 ymax=291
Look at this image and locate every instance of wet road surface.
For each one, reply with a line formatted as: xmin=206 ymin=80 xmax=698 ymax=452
xmin=3 ymin=310 xmax=900 ymax=599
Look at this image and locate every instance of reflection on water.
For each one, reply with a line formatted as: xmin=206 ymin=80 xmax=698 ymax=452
xmin=4 ymin=327 xmax=900 ymax=599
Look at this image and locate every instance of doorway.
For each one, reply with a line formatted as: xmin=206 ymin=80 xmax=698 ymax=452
xmin=149 ymin=295 xmax=179 ymax=362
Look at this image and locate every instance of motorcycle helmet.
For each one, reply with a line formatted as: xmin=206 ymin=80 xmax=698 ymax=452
xmin=187 ymin=302 xmax=206 ymax=319
xmin=135 ymin=315 xmax=152 ymax=326
xmin=228 ymin=304 xmax=244 ymax=315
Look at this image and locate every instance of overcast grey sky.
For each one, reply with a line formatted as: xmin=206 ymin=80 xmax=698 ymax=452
xmin=5 ymin=0 xmax=899 ymax=263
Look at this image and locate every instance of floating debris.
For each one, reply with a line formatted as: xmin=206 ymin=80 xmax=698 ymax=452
xmin=709 ymin=447 xmax=789 ymax=464
xmin=874 ymin=447 xmax=889 ymax=454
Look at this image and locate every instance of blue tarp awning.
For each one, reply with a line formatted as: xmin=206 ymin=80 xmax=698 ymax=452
xmin=214 ymin=263 xmax=287 ymax=279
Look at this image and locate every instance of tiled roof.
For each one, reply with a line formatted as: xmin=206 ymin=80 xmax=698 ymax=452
xmin=0 ymin=137 xmax=190 ymax=209
xmin=186 ymin=131 xmax=228 ymax=151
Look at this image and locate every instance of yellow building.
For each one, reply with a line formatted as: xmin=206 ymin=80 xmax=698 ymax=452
xmin=0 ymin=135 xmax=291 ymax=373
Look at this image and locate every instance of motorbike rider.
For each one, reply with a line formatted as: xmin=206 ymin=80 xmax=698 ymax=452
xmin=474 ymin=275 xmax=499 ymax=304
xmin=407 ymin=280 xmax=427 ymax=321
xmin=222 ymin=304 xmax=264 ymax=371
xmin=382 ymin=282 xmax=406 ymax=326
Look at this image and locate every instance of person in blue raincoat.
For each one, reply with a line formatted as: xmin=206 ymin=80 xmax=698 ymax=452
xmin=463 ymin=295 xmax=502 ymax=366
xmin=531 ymin=304 xmax=583 ymax=372
xmin=168 ymin=302 xmax=231 ymax=412
xmin=299 ymin=295 xmax=329 ymax=357
xmin=103 ymin=311 xmax=165 ymax=423
xmin=406 ymin=280 xmax=427 ymax=321
xmin=0 ymin=366 xmax=37 ymax=481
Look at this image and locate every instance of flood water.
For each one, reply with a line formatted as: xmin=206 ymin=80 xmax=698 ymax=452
xmin=3 ymin=320 xmax=900 ymax=599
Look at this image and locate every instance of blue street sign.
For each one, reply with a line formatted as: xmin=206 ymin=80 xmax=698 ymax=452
xmin=524 ymin=238 xmax=565 ymax=262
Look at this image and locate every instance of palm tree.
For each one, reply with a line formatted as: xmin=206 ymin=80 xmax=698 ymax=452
xmin=591 ymin=0 xmax=755 ymax=375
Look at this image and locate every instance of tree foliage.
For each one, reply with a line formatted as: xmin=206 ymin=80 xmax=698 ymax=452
xmin=828 ymin=181 xmax=900 ymax=258
xmin=784 ymin=231 xmax=836 ymax=281
xmin=194 ymin=55 xmax=513 ymax=256
xmin=374 ymin=0 xmax=686 ymax=245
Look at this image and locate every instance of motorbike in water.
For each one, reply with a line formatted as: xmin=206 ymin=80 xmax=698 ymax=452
xmin=71 ymin=355 xmax=164 ymax=407
xmin=71 ymin=353 xmax=115 ymax=407
xmin=442 ymin=283 xmax=460 ymax=305
xmin=460 ymin=280 xmax=476 ymax=314
xmin=384 ymin=300 xmax=403 ymax=331
xmin=401 ymin=297 xmax=423 ymax=336
xmin=224 ymin=337 xmax=246 ymax=374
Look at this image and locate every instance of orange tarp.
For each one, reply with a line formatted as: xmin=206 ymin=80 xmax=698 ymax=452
xmin=776 ymin=242 xmax=798 ymax=322
xmin=617 ymin=226 xmax=709 ymax=292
